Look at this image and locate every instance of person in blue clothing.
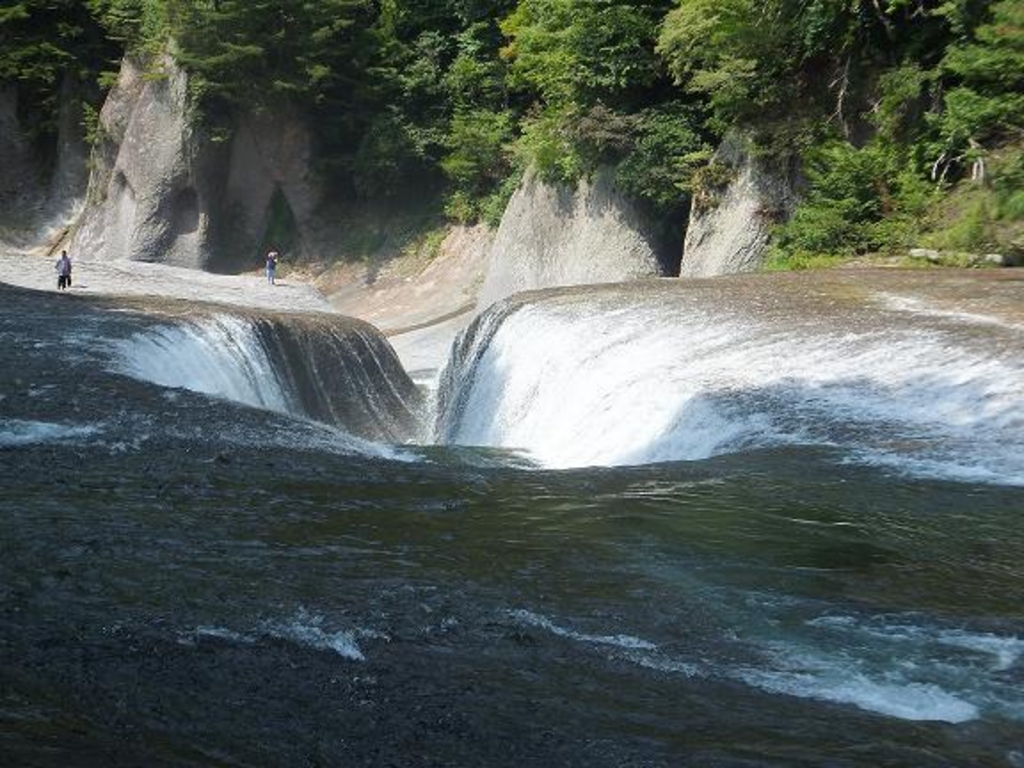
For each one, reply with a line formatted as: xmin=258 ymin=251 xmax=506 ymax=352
xmin=265 ymin=249 xmax=279 ymax=285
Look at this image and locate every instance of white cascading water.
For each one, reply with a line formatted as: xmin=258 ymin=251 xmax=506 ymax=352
xmin=439 ymin=295 xmax=1024 ymax=483
xmin=111 ymin=315 xmax=295 ymax=414
xmin=107 ymin=313 xmax=425 ymax=454
xmin=106 ymin=290 xmax=1024 ymax=485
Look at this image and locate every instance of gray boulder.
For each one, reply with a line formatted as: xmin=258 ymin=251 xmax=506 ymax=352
xmin=909 ymin=248 xmax=942 ymax=263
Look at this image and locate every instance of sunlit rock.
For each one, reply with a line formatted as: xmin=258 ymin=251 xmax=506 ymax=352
xmin=476 ymin=167 xmax=669 ymax=311
xmin=680 ymin=133 xmax=798 ymax=278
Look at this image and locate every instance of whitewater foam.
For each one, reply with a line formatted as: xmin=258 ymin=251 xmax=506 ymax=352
xmin=195 ymin=417 xmax=421 ymax=463
xmin=111 ymin=315 xmax=294 ymax=414
xmin=510 ymin=609 xmax=658 ymax=651
xmin=740 ymin=613 xmax=1024 ymax=723
xmin=179 ymin=610 xmax=374 ymax=661
xmin=505 ymin=600 xmax=1023 ymax=725
xmin=809 ymin=615 xmax=1024 ymax=672
xmin=439 ymin=293 xmax=1024 ymax=483
xmin=737 ymin=660 xmax=980 ymax=723
xmin=185 ymin=626 xmax=257 ymax=645
xmin=0 ymin=419 xmax=101 ymax=447
xmin=260 ymin=613 xmax=366 ymax=661
xmin=877 ymin=293 xmax=1022 ymax=332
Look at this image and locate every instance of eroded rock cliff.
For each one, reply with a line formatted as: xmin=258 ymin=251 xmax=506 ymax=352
xmin=0 ymin=80 xmax=89 ymax=250
xmin=71 ymin=55 xmax=319 ymax=272
xmin=0 ymin=87 xmax=42 ymax=239
xmin=476 ymin=167 xmax=671 ymax=310
xmin=221 ymin=111 xmax=320 ymax=272
xmin=680 ymin=133 xmax=797 ymax=278
xmin=71 ymin=56 xmax=213 ymax=268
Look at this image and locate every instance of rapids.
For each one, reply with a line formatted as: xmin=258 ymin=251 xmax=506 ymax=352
xmin=2 ymin=271 xmax=1024 ymax=767
xmin=439 ymin=273 xmax=1024 ymax=481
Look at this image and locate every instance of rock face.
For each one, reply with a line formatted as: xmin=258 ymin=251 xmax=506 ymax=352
xmin=0 ymin=80 xmax=89 ymax=250
xmin=680 ymin=133 xmax=797 ymax=278
xmin=476 ymin=167 xmax=669 ymax=310
xmin=221 ymin=111 xmax=320 ymax=272
xmin=71 ymin=56 xmax=213 ymax=268
xmin=0 ymin=87 xmax=43 ymax=236
xmin=71 ymin=55 xmax=319 ymax=271
xmin=50 ymin=77 xmax=90 ymax=217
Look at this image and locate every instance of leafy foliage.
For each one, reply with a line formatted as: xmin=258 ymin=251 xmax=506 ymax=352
xmin=773 ymin=140 xmax=937 ymax=256
xmin=0 ymin=0 xmax=119 ymax=142
xmin=614 ymin=104 xmax=705 ymax=210
xmin=441 ymin=109 xmax=514 ymax=217
xmin=1 ymin=0 xmax=1021 ymax=256
xmin=164 ymin=0 xmax=371 ymax=121
xmin=932 ymin=0 xmax=1024 ymax=163
xmin=502 ymin=0 xmax=665 ymax=106
xmin=499 ymin=0 xmax=696 ymax=210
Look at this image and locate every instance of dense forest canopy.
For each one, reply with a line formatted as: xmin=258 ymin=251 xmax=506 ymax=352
xmin=1 ymin=0 xmax=1021 ymax=259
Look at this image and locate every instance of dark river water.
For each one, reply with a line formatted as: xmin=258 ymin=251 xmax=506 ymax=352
xmin=1 ymin=279 xmax=1023 ymax=767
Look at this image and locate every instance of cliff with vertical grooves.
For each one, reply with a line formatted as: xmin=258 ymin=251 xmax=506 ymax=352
xmin=476 ymin=167 xmax=671 ymax=311
xmin=70 ymin=55 xmax=320 ymax=272
xmin=0 ymin=79 xmax=89 ymax=250
xmin=680 ymin=133 xmax=798 ymax=278
xmin=70 ymin=55 xmax=213 ymax=268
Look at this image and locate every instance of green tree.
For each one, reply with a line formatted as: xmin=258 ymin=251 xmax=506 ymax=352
xmin=500 ymin=0 xmax=682 ymax=193
xmin=441 ymin=108 xmax=514 ymax=220
xmin=0 ymin=0 xmax=120 ymax=143
xmin=773 ymin=139 xmax=936 ymax=257
xmin=164 ymin=0 xmax=371 ymax=122
xmin=932 ymin=0 xmax=1024 ymax=179
xmin=615 ymin=102 xmax=705 ymax=211
xmin=657 ymin=0 xmax=965 ymax=137
xmin=502 ymin=0 xmax=667 ymax=107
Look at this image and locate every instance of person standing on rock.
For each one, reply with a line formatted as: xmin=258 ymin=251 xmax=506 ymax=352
xmin=55 ymin=250 xmax=72 ymax=291
xmin=265 ymin=249 xmax=279 ymax=285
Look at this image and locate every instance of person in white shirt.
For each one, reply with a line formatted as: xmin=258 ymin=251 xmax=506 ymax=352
xmin=265 ymin=250 xmax=279 ymax=285
xmin=55 ymin=250 xmax=72 ymax=290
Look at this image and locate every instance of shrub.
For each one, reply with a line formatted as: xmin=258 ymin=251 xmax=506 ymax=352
xmin=773 ymin=139 xmax=938 ymax=258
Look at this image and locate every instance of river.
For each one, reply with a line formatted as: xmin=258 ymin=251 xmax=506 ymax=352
xmin=1 ymin=270 xmax=1023 ymax=767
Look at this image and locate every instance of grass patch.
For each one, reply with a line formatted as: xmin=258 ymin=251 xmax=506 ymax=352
xmin=919 ymin=195 xmax=996 ymax=252
xmin=767 ymin=142 xmax=1024 ymax=269
xmin=762 ymin=248 xmax=846 ymax=271
xmin=404 ymin=225 xmax=448 ymax=261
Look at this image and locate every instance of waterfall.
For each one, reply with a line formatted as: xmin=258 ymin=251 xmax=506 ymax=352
xmin=436 ymin=282 xmax=1024 ymax=483
xmin=113 ymin=315 xmax=293 ymax=413
xmin=251 ymin=316 xmax=424 ymax=442
xmin=107 ymin=275 xmax=1024 ymax=484
xmin=111 ymin=312 xmax=424 ymax=443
